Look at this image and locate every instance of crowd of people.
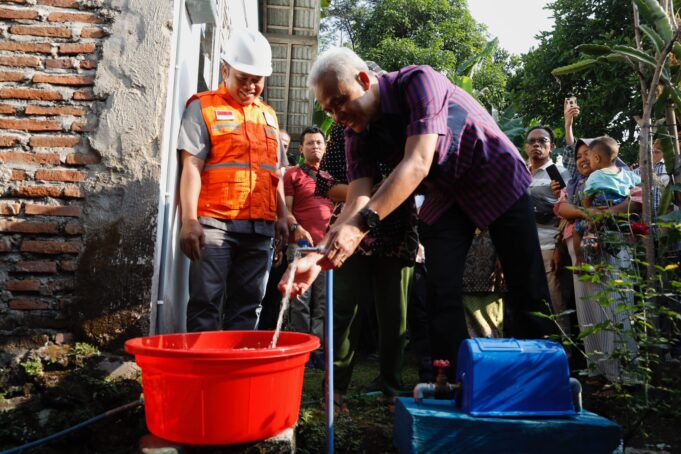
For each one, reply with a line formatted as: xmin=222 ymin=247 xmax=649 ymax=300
xmin=176 ymin=29 xmax=675 ymax=412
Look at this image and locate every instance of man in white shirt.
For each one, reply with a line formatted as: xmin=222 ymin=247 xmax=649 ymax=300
xmin=526 ymin=126 xmax=572 ymax=333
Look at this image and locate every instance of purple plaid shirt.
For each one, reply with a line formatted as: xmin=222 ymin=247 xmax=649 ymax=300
xmin=345 ymin=65 xmax=531 ymax=228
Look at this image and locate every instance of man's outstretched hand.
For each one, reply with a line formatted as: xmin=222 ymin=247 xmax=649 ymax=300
xmin=278 ymin=252 xmax=323 ymax=298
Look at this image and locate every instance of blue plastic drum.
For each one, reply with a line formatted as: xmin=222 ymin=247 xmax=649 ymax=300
xmin=456 ymin=338 xmax=575 ymax=417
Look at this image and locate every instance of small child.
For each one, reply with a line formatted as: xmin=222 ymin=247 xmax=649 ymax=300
xmin=574 ymin=136 xmax=640 ymax=265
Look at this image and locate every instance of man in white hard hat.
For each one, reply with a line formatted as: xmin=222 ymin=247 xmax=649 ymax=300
xmin=177 ymin=29 xmax=289 ymax=332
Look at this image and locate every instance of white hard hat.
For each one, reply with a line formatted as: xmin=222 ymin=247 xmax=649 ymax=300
xmin=222 ymin=29 xmax=273 ymax=77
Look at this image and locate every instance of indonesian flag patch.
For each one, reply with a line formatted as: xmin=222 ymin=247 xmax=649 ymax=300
xmin=215 ymin=110 xmax=234 ymax=121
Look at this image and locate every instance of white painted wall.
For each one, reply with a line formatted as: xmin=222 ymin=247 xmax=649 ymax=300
xmin=152 ymin=0 xmax=200 ymax=334
xmin=152 ymin=0 xmax=256 ymax=334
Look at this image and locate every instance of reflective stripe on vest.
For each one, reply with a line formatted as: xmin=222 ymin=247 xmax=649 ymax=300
xmin=191 ymin=84 xmax=280 ymax=221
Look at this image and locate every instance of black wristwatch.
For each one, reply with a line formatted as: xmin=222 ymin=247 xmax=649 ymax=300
xmin=358 ymin=207 xmax=380 ymax=232
xmin=289 ymin=223 xmax=298 ymax=233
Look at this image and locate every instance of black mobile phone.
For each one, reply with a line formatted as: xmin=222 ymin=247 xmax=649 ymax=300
xmin=546 ymin=164 xmax=566 ymax=189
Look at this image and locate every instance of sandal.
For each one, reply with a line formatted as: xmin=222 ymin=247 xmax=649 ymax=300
xmin=320 ymin=392 xmax=349 ymax=415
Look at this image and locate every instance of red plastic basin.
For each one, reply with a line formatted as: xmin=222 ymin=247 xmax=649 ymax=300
xmin=124 ymin=330 xmax=319 ymax=445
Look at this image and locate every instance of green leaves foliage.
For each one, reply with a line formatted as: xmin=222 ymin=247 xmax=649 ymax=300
xmin=322 ymin=0 xmax=516 ymax=111
xmin=508 ymin=0 xmax=641 ymax=161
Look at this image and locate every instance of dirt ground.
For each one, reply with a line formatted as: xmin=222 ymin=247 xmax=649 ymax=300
xmin=1 ymin=341 xmax=679 ymax=453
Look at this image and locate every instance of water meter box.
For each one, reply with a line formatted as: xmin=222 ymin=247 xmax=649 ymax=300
xmin=456 ymin=338 xmax=575 ymax=417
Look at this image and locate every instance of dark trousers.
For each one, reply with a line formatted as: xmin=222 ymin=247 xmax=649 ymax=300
xmin=419 ymin=193 xmax=556 ymax=372
xmin=187 ymin=227 xmax=272 ymax=332
xmin=258 ymin=258 xmax=288 ymax=330
xmin=333 ymin=254 xmax=408 ymax=396
xmin=407 ymin=262 xmax=433 ymax=377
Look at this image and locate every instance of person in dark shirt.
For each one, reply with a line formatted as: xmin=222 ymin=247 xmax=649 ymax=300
xmin=280 ymin=47 xmax=556 ymax=375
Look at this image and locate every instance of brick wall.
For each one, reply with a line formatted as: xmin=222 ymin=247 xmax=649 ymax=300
xmin=0 ymin=0 xmax=110 ymax=338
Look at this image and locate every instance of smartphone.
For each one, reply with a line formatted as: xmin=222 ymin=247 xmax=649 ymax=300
xmin=566 ymin=96 xmax=578 ymax=108
xmin=546 ymin=164 xmax=566 ymax=189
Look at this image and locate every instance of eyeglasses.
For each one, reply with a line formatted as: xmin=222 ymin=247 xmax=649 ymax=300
xmin=527 ymin=137 xmax=551 ymax=145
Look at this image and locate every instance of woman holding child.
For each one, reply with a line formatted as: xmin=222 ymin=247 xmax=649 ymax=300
xmin=553 ymin=120 xmax=641 ymax=382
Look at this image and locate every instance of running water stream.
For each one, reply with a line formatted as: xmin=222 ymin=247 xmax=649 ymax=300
xmin=269 ymin=257 xmax=299 ymax=348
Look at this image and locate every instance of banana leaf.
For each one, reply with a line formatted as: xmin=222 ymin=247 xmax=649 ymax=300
xmin=453 ymin=75 xmax=474 ymax=94
xmin=312 ymin=101 xmax=334 ymax=136
xmin=576 ymin=44 xmax=613 ymax=56
xmin=634 ymin=0 xmax=674 ymax=42
xmin=611 ymin=44 xmax=658 ymax=68
xmin=551 ymin=58 xmax=598 ymax=76
xmin=456 ymin=38 xmax=498 ymax=77
xmin=639 ymin=24 xmax=664 ymax=54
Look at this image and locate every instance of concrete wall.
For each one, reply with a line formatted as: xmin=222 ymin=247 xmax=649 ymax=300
xmin=0 ymin=0 xmax=174 ymax=349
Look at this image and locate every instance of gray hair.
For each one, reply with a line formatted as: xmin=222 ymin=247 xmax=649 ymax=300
xmin=307 ymin=47 xmax=369 ymax=90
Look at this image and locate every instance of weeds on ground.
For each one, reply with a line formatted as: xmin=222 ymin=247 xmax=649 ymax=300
xmin=20 ymin=358 xmax=43 ymax=379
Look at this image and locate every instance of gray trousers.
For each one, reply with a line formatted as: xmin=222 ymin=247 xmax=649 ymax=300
xmin=187 ymin=226 xmax=272 ymax=332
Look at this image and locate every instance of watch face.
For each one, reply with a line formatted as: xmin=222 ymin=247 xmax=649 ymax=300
xmin=361 ymin=208 xmax=379 ymax=229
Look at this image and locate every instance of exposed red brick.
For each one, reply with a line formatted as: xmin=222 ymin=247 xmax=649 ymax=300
xmin=0 ymin=219 xmax=59 ymax=233
xmin=0 ymin=88 xmax=62 ymax=101
xmin=45 ymin=58 xmax=75 ymax=69
xmin=48 ymin=11 xmax=104 ymax=23
xmin=16 ymin=260 xmax=58 ymax=273
xmin=47 ymin=278 xmax=73 ymax=292
xmin=0 ymin=118 xmax=61 ymax=132
xmin=0 ymin=55 xmax=40 ymax=68
xmin=79 ymin=60 xmax=97 ymax=70
xmin=81 ymin=28 xmax=105 ymax=38
xmin=0 ymin=151 xmax=60 ymax=165
xmin=70 ymin=122 xmax=89 ymax=132
xmin=72 ymin=90 xmax=93 ymax=101
xmin=9 ymin=25 xmax=71 ymax=38
xmin=0 ymin=41 xmax=53 ymax=54
xmin=25 ymin=203 xmax=81 ymax=217
xmin=30 ymin=136 xmax=79 ymax=148
xmin=0 ymin=135 xmax=20 ymax=147
xmin=9 ymin=298 xmax=50 ymax=310
xmin=62 ymin=186 xmax=82 ymax=198
xmin=54 ymin=332 xmax=74 ymax=343
xmin=25 ymin=105 xmax=86 ymax=116
xmin=11 ymin=169 xmax=26 ymax=180
xmin=6 ymin=279 xmax=40 ymax=292
xmin=58 ymin=43 xmax=96 ymax=55
xmin=63 ymin=222 xmax=82 ymax=235
xmin=0 ymin=7 xmax=37 ymax=20
xmin=65 ymin=152 xmax=100 ymax=165
xmin=33 ymin=74 xmax=95 ymax=86
xmin=0 ymin=104 xmax=17 ymax=115
xmin=59 ymin=260 xmax=78 ymax=272
xmin=0 ymin=203 xmax=21 ymax=215
xmin=2 ymin=0 xmax=28 ymax=4
xmin=0 ymin=238 xmax=11 ymax=252
xmin=0 ymin=71 xmax=24 ymax=82
xmin=13 ymin=185 xmax=63 ymax=198
xmin=37 ymin=0 xmax=79 ymax=6
xmin=35 ymin=169 xmax=86 ymax=183
xmin=21 ymin=240 xmax=81 ymax=254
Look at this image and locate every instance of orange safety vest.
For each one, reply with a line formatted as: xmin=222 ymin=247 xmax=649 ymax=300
xmin=188 ymin=84 xmax=280 ymax=221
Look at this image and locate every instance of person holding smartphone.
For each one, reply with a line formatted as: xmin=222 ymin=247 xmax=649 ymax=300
xmin=526 ymin=126 xmax=573 ymax=334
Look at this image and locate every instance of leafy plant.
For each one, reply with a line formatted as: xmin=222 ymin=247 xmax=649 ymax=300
xmin=70 ymin=342 xmax=100 ymax=367
xmin=541 ymin=209 xmax=681 ymax=441
xmin=21 ymin=359 xmax=43 ymax=378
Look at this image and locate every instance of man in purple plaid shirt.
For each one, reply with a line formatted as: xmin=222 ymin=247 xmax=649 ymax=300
xmin=280 ymin=47 xmax=556 ymax=370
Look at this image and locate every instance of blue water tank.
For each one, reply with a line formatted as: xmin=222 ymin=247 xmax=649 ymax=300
xmin=456 ymin=338 xmax=575 ymax=417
